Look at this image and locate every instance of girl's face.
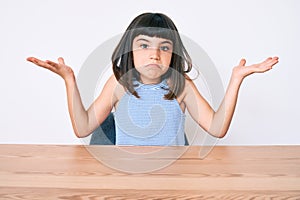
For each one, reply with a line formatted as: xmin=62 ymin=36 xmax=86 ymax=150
xmin=132 ymin=35 xmax=173 ymax=84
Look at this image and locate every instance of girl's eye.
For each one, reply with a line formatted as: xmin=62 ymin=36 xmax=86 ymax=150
xmin=140 ymin=44 xmax=149 ymax=49
xmin=160 ymin=46 xmax=170 ymax=51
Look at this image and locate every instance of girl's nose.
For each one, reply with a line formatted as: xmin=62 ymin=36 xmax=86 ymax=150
xmin=150 ymin=48 xmax=160 ymax=60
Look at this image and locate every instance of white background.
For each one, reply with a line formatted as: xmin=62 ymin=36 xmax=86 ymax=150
xmin=0 ymin=0 xmax=299 ymax=145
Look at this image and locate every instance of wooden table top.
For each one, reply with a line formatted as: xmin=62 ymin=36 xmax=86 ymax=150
xmin=0 ymin=144 xmax=299 ymax=199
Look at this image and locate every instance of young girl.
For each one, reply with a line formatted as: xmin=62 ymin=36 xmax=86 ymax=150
xmin=27 ymin=12 xmax=279 ymax=146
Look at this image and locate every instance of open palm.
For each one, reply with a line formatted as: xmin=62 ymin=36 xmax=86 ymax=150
xmin=233 ymin=57 xmax=279 ymax=79
xmin=27 ymin=57 xmax=74 ymax=81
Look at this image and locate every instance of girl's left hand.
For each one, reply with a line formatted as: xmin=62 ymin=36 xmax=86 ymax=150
xmin=233 ymin=57 xmax=279 ymax=80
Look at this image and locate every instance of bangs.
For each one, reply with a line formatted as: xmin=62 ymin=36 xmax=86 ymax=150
xmin=131 ymin=27 xmax=176 ymax=42
xmin=126 ymin=13 xmax=178 ymax=42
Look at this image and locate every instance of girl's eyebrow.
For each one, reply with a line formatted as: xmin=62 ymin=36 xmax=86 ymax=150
xmin=136 ymin=38 xmax=150 ymax=43
xmin=135 ymin=38 xmax=173 ymax=45
xmin=160 ymin=41 xmax=173 ymax=45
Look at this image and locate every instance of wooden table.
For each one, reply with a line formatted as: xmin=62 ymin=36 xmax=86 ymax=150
xmin=0 ymin=145 xmax=299 ymax=199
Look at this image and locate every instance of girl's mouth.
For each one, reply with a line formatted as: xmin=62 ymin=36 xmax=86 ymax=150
xmin=145 ymin=64 xmax=161 ymax=68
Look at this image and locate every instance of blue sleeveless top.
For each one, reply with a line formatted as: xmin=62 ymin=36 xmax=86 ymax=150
xmin=114 ymin=80 xmax=185 ymax=146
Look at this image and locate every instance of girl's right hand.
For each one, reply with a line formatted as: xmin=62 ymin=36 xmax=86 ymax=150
xmin=27 ymin=57 xmax=74 ymax=82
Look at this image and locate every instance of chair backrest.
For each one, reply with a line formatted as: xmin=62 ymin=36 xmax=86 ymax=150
xmin=90 ymin=113 xmax=115 ymax=145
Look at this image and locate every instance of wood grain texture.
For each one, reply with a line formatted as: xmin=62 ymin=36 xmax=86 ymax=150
xmin=0 ymin=145 xmax=299 ymax=199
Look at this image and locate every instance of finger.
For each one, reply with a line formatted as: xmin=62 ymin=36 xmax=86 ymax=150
xmin=27 ymin=57 xmax=57 ymax=72
xmin=28 ymin=57 xmax=48 ymax=66
xmin=27 ymin=57 xmax=41 ymax=63
xmin=256 ymin=57 xmax=275 ymax=69
xmin=270 ymin=57 xmax=279 ymax=65
xmin=264 ymin=57 xmax=279 ymax=64
xmin=261 ymin=59 xmax=279 ymax=71
xmin=58 ymin=57 xmax=65 ymax=65
xmin=239 ymin=58 xmax=246 ymax=66
xmin=45 ymin=60 xmax=58 ymax=66
xmin=264 ymin=57 xmax=279 ymax=66
xmin=269 ymin=59 xmax=279 ymax=69
xmin=26 ymin=57 xmax=36 ymax=62
xmin=45 ymin=60 xmax=60 ymax=69
xmin=266 ymin=57 xmax=273 ymax=60
xmin=264 ymin=57 xmax=273 ymax=63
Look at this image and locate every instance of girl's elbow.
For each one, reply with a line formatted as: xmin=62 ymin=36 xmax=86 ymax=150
xmin=216 ymin=132 xmax=227 ymax=139
xmin=74 ymin=129 xmax=91 ymax=138
xmin=207 ymin=131 xmax=227 ymax=139
xmin=213 ymin=128 xmax=228 ymax=138
xmin=203 ymin=126 xmax=228 ymax=138
xmin=75 ymin=133 xmax=85 ymax=138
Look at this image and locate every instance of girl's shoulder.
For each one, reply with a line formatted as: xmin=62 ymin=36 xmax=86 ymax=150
xmin=105 ymin=74 xmax=126 ymax=101
xmin=177 ymin=76 xmax=198 ymax=103
xmin=175 ymin=77 xmax=189 ymax=102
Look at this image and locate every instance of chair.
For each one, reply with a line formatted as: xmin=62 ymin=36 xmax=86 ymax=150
xmin=89 ymin=113 xmax=115 ymax=145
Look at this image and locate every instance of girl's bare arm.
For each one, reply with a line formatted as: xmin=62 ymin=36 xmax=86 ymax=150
xmin=27 ymin=57 xmax=117 ymax=138
xmin=183 ymin=57 xmax=279 ymax=138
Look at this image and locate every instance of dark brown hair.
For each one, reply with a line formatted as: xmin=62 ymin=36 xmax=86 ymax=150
xmin=112 ymin=12 xmax=192 ymax=99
